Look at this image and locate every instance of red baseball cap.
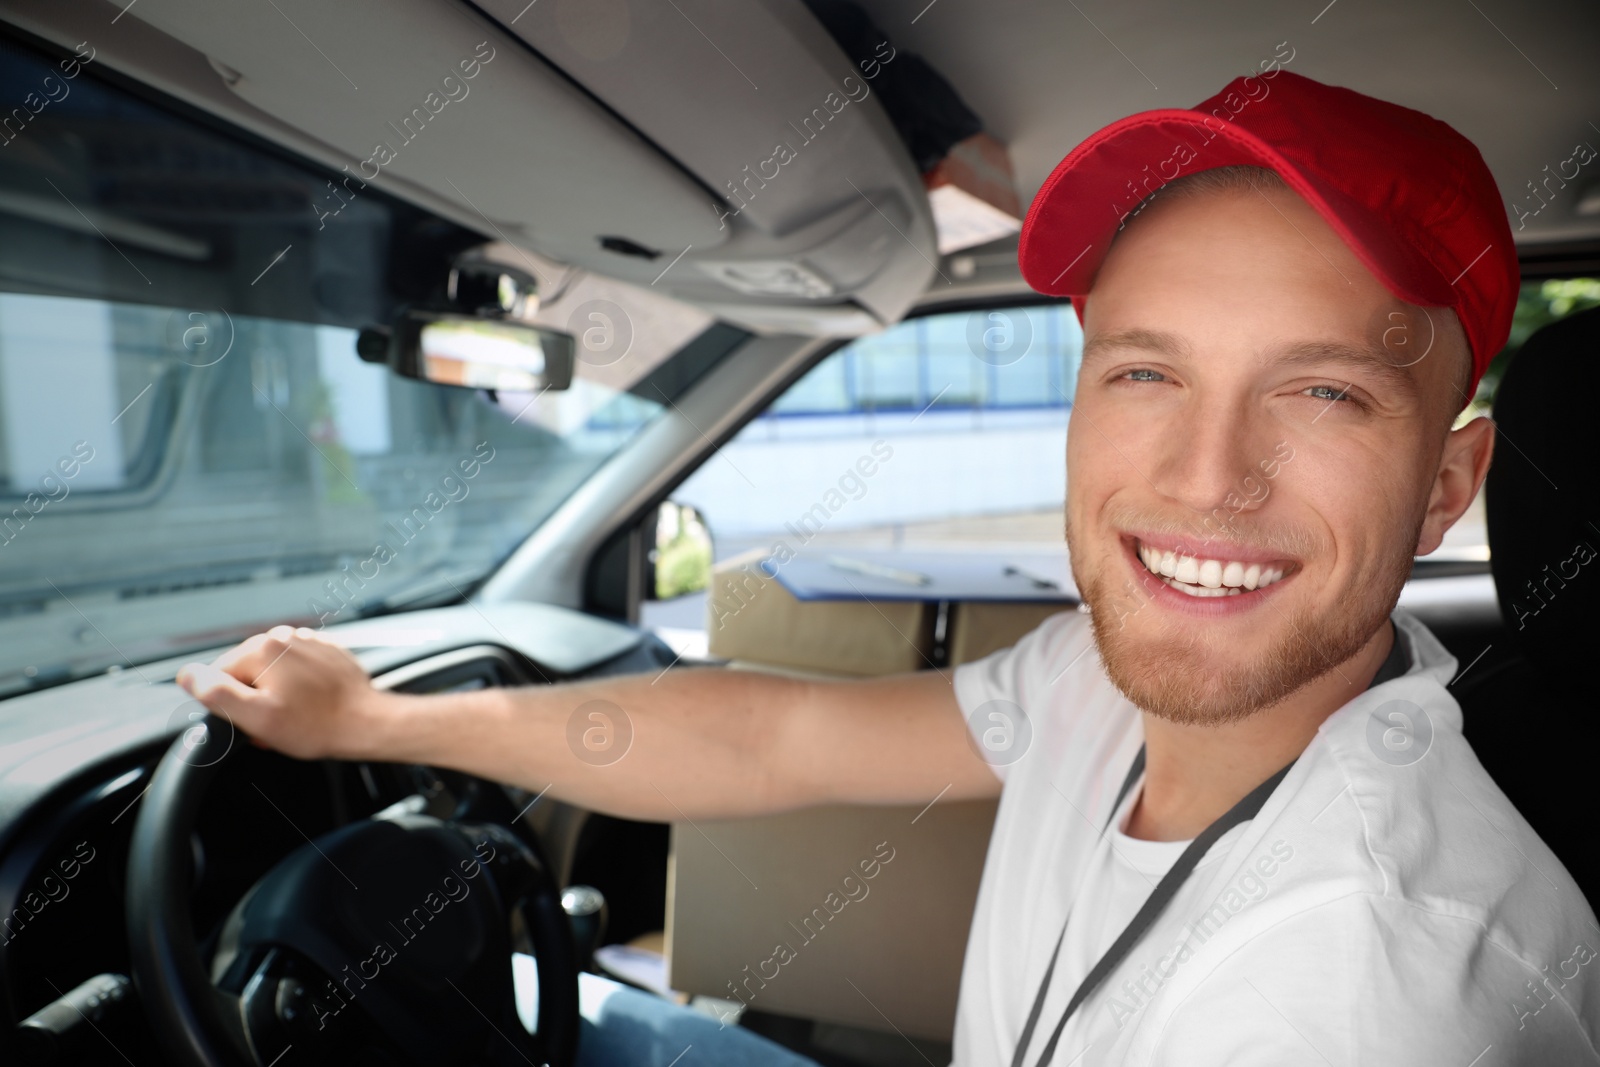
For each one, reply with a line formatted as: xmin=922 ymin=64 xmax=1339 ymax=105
xmin=1018 ymin=71 xmax=1518 ymax=396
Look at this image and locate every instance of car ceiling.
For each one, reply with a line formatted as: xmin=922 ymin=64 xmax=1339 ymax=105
xmin=2 ymin=0 xmax=1597 ymax=340
xmin=869 ymin=0 xmax=1600 ymax=251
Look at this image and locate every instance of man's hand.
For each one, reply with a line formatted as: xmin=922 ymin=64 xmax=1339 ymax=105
xmin=175 ymin=625 xmax=390 ymax=761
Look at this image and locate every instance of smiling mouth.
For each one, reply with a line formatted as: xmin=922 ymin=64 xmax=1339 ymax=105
xmin=1133 ymin=539 xmax=1296 ymax=599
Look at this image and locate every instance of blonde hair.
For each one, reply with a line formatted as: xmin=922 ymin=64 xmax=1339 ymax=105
xmin=1113 ymin=165 xmax=1286 ymax=237
xmin=1159 ymin=164 xmax=1288 ymax=198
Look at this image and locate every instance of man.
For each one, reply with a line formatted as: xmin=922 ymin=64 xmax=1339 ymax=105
xmin=180 ymin=72 xmax=1599 ymax=1064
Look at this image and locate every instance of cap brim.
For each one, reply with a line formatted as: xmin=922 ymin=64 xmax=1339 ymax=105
xmin=1019 ymin=110 xmax=1456 ymax=309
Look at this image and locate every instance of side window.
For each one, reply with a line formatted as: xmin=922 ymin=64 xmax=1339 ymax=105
xmin=639 ymin=303 xmax=1082 ymax=632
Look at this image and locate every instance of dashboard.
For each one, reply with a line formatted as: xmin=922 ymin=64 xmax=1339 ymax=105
xmin=0 ymin=601 xmax=674 ymax=1063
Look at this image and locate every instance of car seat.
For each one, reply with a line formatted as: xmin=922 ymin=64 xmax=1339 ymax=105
xmin=1457 ymin=303 xmax=1599 ymax=907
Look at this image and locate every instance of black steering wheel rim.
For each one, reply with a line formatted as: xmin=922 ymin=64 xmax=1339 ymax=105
xmin=126 ymin=713 xmax=580 ymax=1067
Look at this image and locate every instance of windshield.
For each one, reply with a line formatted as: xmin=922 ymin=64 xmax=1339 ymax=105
xmin=0 ymin=32 xmax=738 ymax=697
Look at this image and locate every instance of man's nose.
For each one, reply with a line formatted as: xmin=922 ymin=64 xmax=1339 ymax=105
xmin=1148 ymin=397 xmax=1273 ymax=523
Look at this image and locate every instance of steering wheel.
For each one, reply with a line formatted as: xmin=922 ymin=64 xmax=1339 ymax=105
xmin=125 ymin=713 xmax=580 ymax=1067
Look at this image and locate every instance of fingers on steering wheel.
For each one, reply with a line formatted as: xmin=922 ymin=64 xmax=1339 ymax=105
xmin=294 ymin=627 xmax=364 ymax=673
xmin=212 ymin=628 xmax=296 ymax=686
xmin=179 ymin=662 xmax=267 ymax=724
xmin=210 ymin=632 xmax=267 ymax=672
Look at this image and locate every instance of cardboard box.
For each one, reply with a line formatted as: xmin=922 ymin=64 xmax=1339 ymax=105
xmin=705 ymin=549 xmax=934 ymax=676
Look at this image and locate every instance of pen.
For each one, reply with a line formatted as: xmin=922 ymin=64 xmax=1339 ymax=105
xmin=826 ymin=555 xmax=933 ymax=587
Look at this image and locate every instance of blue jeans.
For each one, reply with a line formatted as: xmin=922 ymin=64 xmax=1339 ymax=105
xmin=576 ymin=972 xmax=822 ymax=1067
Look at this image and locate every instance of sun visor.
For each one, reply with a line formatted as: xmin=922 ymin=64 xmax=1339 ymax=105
xmin=84 ymin=0 xmax=731 ymax=268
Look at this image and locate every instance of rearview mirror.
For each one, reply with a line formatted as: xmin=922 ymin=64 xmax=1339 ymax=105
xmin=416 ymin=316 xmax=574 ymax=392
xmin=358 ymin=313 xmax=575 ymax=393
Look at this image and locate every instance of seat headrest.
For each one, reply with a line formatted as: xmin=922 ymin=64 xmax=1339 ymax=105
xmin=1485 ymin=304 xmax=1600 ymax=695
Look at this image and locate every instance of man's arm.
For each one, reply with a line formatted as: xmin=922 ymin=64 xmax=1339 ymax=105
xmin=176 ymin=626 xmax=1001 ymax=822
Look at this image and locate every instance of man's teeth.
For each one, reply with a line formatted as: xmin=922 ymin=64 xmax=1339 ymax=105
xmin=1136 ymin=543 xmax=1286 ymax=596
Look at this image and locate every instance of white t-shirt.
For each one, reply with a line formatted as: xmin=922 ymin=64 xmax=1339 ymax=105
xmin=950 ymin=607 xmax=1600 ymax=1066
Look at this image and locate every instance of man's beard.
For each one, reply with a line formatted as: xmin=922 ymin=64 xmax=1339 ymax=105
xmin=1065 ymin=516 xmax=1417 ymax=726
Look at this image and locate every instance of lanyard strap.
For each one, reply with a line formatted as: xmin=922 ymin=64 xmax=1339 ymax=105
xmin=1008 ymin=750 xmax=1145 ymax=1067
xmin=1012 ymin=747 xmax=1296 ymax=1067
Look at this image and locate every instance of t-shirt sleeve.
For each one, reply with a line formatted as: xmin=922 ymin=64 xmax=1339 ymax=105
xmin=950 ymin=608 xmax=1089 ymax=783
xmin=1141 ymin=895 xmax=1600 ymax=1066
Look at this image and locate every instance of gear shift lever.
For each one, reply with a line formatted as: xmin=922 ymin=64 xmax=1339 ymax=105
xmin=561 ymin=885 xmax=607 ymax=972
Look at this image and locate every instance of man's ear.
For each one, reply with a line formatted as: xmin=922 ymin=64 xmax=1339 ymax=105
xmin=1415 ymin=415 xmax=1495 ymax=556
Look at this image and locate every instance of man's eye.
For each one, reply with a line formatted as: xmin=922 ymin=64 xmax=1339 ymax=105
xmin=1304 ymin=384 xmax=1351 ymax=402
xmin=1124 ymin=368 xmax=1165 ymax=382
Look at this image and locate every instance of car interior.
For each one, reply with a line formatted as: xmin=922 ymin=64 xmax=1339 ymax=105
xmin=0 ymin=1 xmax=1596 ymax=1064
